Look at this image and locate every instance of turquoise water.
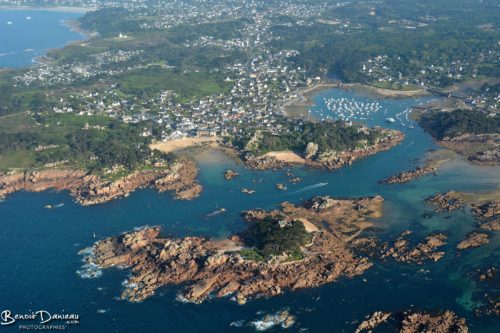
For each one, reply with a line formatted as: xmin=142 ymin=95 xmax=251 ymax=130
xmin=1 ymin=89 xmax=499 ymax=332
xmin=0 ymin=9 xmax=84 ymax=68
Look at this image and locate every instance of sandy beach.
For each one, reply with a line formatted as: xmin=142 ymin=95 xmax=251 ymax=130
xmin=264 ymin=151 xmax=306 ymax=164
xmin=150 ymin=137 xmax=219 ymax=154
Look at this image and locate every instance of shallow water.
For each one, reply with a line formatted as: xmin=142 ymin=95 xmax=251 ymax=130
xmin=0 ymin=88 xmax=498 ymax=332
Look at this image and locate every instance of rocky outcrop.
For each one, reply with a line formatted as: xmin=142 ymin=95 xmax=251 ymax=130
xmin=314 ymin=129 xmax=404 ymax=170
xmin=355 ymin=311 xmax=391 ymax=333
xmin=456 ymin=232 xmax=490 ymax=250
xmin=154 ymin=160 xmax=202 ymax=200
xmin=439 ymin=133 xmax=500 ymax=166
xmin=356 ymin=310 xmax=469 ymax=333
xmin=244 ymin=153 xmax=290 ymax=170
xmin=426 ymin=191 xmax=464 ymax=212
xmin=304 ymin=142 xmax=319 ymax=159
xmin=81 ymin=195 xmax=384 ymax=304
xmin=471 ymin=201 xmax=500 ymax=231
xmin=250 ymin=310 xmax=295 ymax=330
xmin=473 ymin=266 xmax=499 ymax=316
xmin=0 ymin=160 xmax=202 ymax=205
xmin=223 ymin=170 xmax=239 ymax=180
xmin=380 ymin=165 xmax=436 ymax=184
xmin=380 ymin=231 xmax=447 ymax=264
xmin=426 ymin=191 xmax=499 ymax=231
xmin=400 ymin=310 xmax=469 ymax=333
xmin=276 ymin=183 xmax=287 ymax=190
xmin=0 ymin=169 xmax=88 ymax=198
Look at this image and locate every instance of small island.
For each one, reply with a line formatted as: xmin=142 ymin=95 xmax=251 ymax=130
xmin=81 ymin=195 xmax=385 ymax=304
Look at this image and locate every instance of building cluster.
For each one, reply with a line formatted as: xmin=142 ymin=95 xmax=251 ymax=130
xmin=13 ymin=50 xmax=144 ymax=87
xmin=360 ymin=50 xmax=500 ymax=89
xmin=13 ymin=2 xmax=326 ymax=142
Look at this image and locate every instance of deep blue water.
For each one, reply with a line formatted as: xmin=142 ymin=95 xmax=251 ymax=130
xmin=1 ymin=89 xmax=499 ymax=332
xmin=0 ymin=9 xmax=84 ymax=68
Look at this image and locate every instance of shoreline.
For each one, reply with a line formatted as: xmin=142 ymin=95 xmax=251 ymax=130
xmin=62 ymin=18 xmax=98 ymax=40
xmin=0 ymin=6 xmax=96 ymax=13
xmin=0 ymin=160 xmax=203 ymax=204
xmin=283 ymin=81 xmax=429 ymax=118
xmin=0 ymin=9 xmax=97 ymax=70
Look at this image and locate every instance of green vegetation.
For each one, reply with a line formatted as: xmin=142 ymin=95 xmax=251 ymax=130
xmin=0 ymin=112 xmax=166 ymax=172
xmin=238 ymin=249 xmax=265 ymax=262
xmin=270 ymin=0 xmax=500 ymax=86
xmin=115 ymin=67 xmax=230 ymax=101
xmin=419 ymin=109 xmax=500 ymax=140
xmin=241 ymin=216 xmax=312 ymax=259
xmin=240 ymin=122 xmax=379 ymax=155
xmin=80 ymin=8 xmax=144 ymax=37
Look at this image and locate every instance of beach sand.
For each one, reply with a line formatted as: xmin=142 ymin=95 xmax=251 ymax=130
xmin=151 ymin=137 xmax=219 ymax=154
xmin=264 ymin=151 xmax=306 ymax=164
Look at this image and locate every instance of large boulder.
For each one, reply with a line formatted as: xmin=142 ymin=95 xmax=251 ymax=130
xmin=304 ymin=142 xmax=319 ymax=159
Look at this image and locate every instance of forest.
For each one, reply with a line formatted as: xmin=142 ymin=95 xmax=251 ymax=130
xmin=418 ymin=109 xmax=500 ymax=140
xmin=242 ymin=121 xmax=379 ymax=155
xmin=241 ymin=216 xmax=312 ymax=259
xmin=0 ymin=114 xmax=161 ymax=172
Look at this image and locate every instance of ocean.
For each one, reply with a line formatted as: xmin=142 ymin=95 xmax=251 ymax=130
xmin=1 ymin=87 xmax=499 ymax=332
xmin=0 ymin=9 xmax=85 ymax=68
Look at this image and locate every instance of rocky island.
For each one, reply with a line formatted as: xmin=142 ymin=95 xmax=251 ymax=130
xmin=426 ymin=190 xmax=498 ymax=252
xmin=80 ymin=195 xmax=385 ymax=304
xmin=0 ymin=159 xmax=202 ymax=205
xmin=355 ymin=310 xmax=469 ymax=333
xmin=456 ymin=232 xmax=490 ymax=251
xmin=379 ymin=164 xmax=436 ymax=184
xmin=379 ymin=231 xmax=448 ymax=264
xmin=426 ymin=190 xmax=499 ymax=230
xmin=235 ymin=122 xmax=404 ymax=170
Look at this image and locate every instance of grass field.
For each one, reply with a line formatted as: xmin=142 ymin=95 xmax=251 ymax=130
xmin=0 ymin=150 xmax=36 ymax=170
xmin=116 ymin=67 xmax=231 ymax=101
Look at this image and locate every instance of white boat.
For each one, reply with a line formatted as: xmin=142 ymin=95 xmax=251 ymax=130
xmin=386 ymin=117 xmax=396 ymax=123
xmin=207 ymin=208 xmax=226 ymax=217
xmin=7 ymin=21 xmax=12 ymax=25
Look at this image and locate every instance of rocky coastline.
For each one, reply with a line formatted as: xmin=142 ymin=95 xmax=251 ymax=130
xmin=81 ymin=195 xmax=385 ymax=304
xmin=0 ymin=159 xmax=201 ymax=205
xmin=355 ymin=310 xmax=469 ymax=333
xmin=438 ymin=134 xmax=500 ymax=166
xmin=243 ymin=129 xmax=404 ymax=171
